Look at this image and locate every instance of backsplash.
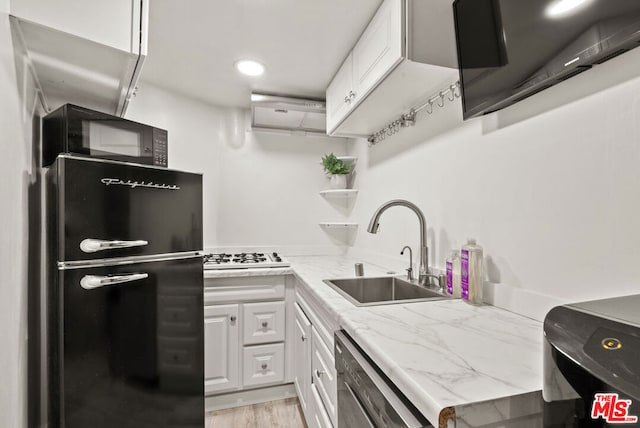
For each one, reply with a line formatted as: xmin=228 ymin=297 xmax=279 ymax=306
xmin=346 ymin=46 xmax=640 ymax=305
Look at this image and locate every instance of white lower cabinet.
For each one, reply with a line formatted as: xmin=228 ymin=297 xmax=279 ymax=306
xmin=294 ymin=289 xmax=338 ymax=428
xmin=310 ymin=383 xmax=334 ymax=428
xmin=311 ymin=326 xmax=337 ymax=426
xmin=243 ymin=343 xmax=285 ymax=387
xmin=294 ymin=303 xmax=312 ymax=414
xmin=204 ymin=275 xmax=289 ymax=397
xmin=243 ymin=301 xmax=286 ymax=345
xmin=204 ymin=304 xmax=239 ymax=395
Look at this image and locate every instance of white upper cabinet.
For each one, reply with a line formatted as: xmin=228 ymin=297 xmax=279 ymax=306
xmin=10 ymin=0 xmax=148 ymax=116
xmin=326 ymin=52 xmax=354 ymax=133
xmin=352 ymin=0 xmax=402 ymax=104
xmin=11 ymin=0 xmax=146 ymax=54
xmin=325 ymin=0 xmax=459 ymax=137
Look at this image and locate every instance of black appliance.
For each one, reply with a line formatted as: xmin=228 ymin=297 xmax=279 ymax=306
xmin=43 ymin=104 xmax=168 ymax=167
xmin=543 ymin=294 xmax=640 ymax=427
xmin=46 ymin=155 xmax=204 ymax=428
xmin=335 ymin=331 xmax=432 ymax=428
xmin=453 ymin=0 xmax=640 ymax=119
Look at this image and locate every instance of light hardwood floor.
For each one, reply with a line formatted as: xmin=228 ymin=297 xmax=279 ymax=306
xmin=206 ymin=398 xmax=307 ymax=428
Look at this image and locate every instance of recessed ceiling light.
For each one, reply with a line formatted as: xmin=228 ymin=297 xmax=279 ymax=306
xmin=546 ymin=0 xmax=590 ymax=17
xmin=235 ymin=60 xmax=265 ymax=77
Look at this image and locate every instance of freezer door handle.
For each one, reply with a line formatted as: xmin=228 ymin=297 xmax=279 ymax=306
xmin=80 ymin=273 xmax=149 ymax=290
xmin=80 ymin=238 xmax=149 ymax=253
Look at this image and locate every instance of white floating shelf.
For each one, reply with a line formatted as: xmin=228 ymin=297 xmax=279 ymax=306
xmin=318 ymin=156 xmax=357 ymax=167
xmin=336 ymin=156 xmax=357 ymax=165
xmin=319 ymin=222 xmax=358 ymax=229
xmin=319 ymin=189 xmax=359 ymax=198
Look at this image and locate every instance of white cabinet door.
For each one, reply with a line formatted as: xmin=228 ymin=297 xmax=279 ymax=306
xmin=310 ymin=383 xmax=334 ymax=428
xmin=242 ymin=343 xmax=285 ymax=388
xmin=11 ymin=0 xmax=146 ymax=54
xmin=204 ymin=304 xmax=239 ymax=395
xmin=352 ymin=0 xmax=403 ymax=103
xmin=326 ymin=52 xmax=354 ymax=133
xmin=311 ymin=326 xmax=337 ymax=426
xmin=242 ymin=301 xmax=286 ymax=345
xmin=294 ymin=303 xmax=312 ymax=415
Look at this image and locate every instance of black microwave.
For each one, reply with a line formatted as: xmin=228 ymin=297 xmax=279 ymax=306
xmin=42 ymin=104 xmax=168 ymax=167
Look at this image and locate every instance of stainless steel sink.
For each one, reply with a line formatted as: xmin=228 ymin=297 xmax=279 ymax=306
xmin=322 ymin=276 xmax=447 ymax=307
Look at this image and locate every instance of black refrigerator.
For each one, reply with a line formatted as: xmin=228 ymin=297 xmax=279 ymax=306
xmin=46 ymin=155 xmax=204 ymax=427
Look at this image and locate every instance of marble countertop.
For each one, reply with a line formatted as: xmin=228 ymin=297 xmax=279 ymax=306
xmin=288 ymin=255 xmax=544 ymax=426
xmin=203 ymin=255 xmax=544 ymax=425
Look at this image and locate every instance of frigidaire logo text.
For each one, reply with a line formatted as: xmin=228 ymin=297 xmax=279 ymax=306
xmin=100 ymin=178 xmax=180 ymax=190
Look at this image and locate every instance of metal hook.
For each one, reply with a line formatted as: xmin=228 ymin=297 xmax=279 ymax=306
xmin=453 ymin=83 xmax=461 ymax=98
xmin=437 ymin=93 xmax=445 ymax=108
xmin=447 ymin=89 xmax=455 ymax=102
xmin=426 ymin=100 xmax=433 ymax=114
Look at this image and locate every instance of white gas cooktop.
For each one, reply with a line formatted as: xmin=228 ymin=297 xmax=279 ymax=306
xmin=203 ymin=251 xmax=290 ymax=270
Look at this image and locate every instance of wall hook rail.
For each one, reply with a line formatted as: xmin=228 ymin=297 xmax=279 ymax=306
xmin=368 ymin=81 xmax=460 ymax=146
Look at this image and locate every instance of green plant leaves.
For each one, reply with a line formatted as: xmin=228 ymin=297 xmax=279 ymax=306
xmin=321 ymin=153 xmax=351 ymax=175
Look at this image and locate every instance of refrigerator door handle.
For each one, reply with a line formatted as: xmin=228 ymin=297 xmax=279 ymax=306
xmin=80 ymin=273 xmax=149 ymax=290
xmin=80 ymin=238 xmax=149 ymax=253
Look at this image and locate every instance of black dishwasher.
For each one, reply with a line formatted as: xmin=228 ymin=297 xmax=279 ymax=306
xmin=335 ymin=331 xmax=432 ymax=428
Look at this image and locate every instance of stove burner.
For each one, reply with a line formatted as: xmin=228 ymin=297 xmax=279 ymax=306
xmin=233 ymin=258 xmax=267 ymax=263
xmin=204 ymin=251 xmax=287 ymax=269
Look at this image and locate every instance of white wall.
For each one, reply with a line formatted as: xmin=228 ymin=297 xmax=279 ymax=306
xmin=0 ymin=5 xmax=41 ymax=428
xmin=347 ymin=46 xmax=640 ymax=304
xmin=126 ymin=81 xmax=349 ymax=253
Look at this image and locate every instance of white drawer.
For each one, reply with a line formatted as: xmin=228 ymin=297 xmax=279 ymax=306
xmin=204 ymin=276 xmax=285 ymax=304
xmin=242 ymin=343 xmax=285 ymax=388
xmin=311 ymin=325 xmax=337 ymax=426
xmin=310 ymin=383 xmax=334 ymax=428
xmin=243 ymin=301 xmax=285 ymax=345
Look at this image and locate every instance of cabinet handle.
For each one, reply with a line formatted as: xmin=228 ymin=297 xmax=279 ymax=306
xmin=349 ymin=90 xmax=356 ymax=100
xmin=315 ymin=369 xmax=325 ymax=378
xmin=261 ymin=363 xmax=268 ymax=370
xmin=261 ymin=321 xmax=268 ymax=328
xmin=230 ymin=316 xmax=236 ymax=322
xmin=301 ymin=335 xmax=307 ymax=342
xmin=344 ymin=95 xmax=350 ymax=104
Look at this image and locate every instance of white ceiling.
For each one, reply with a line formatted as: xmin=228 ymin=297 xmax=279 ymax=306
xmin=142 ymin=0 xmax=383 ymax=108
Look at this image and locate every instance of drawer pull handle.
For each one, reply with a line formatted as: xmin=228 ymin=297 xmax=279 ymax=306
xmin=261 ymin=321 xmax=268 ymax=328
xmin=315 ymin=369 xmax=325 ymax=378
xmin=301 ymin=335 xmax=307 ymax=342
xmin=261 ymin=363 xmax=268 ymax=370
xmin=230 ymin=316 xmax=237 ymax=322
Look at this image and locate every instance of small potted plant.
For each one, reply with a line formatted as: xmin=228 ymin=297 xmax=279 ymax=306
xmin=321 ymin=153 xmax=351 ymax=189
